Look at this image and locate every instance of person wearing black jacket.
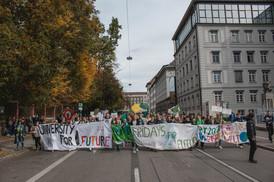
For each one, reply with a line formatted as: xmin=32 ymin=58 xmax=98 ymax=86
xmin=246 ymin=113 xmax=257 ymax=163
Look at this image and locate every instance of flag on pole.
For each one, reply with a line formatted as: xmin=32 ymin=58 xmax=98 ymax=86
xmin=131 ymin=104 xmax=141 ymax=113
xmin=151 ymin=109 xmax=155 ymax=115
xmin=121 ymin=113 xmax=127 ymax=121
xmin=139 ymin=103 xmax=148 ymax=109
xmin=172 ymin=105 xmax=180 ymax=117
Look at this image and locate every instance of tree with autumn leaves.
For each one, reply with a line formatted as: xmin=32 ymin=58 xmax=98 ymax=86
xmin=0 ymin=0 xmax=125 ymax=111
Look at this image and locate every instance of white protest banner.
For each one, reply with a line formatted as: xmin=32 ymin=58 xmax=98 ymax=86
xmin=77 ymin=122 xmax=112 ymax=149
xmin=39 ymin=124 xmax=77 ymax=151
xmin=131 ymin=124 xmax=198 ymax=150
xmin=198 ymin=125 xmax=221 ymax=143
xmin=221 ymin=122 xmax=249 ymax=144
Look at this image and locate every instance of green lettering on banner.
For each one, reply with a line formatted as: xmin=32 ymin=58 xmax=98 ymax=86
xmin=150 ymin=127 xmax=158 ymax=137
xmin=156 ymin=127 xmax=161 ymax=136
xmin=160 ymin=126 xmax=166 ymax=137
xmin=144 ymin=127 xmax=150 ymax=137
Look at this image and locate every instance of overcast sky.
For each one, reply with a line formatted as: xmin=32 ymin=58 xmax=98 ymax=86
xmin=95 ymin=0 xmax=191 ymax=92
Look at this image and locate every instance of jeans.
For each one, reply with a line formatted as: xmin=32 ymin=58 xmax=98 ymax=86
xmin=248 ymin=137 xmax=257 ymax=161
xmin=132 ymin=142 xmax=138 ymax=149
xmin=35 ymin=137 xmax=41 ymax=149
xmin=16 ymin=136 xmax=24 ymax=148
xmin=266 ymin=124 xmax=273 ymax=142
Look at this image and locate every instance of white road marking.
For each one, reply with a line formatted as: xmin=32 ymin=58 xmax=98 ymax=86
xmin=197 ymin=149 xmax=259 ymax=182
xmin=256 ymin=136 xmax=268 ymax=140
xmin=134 ymin=168 xmax=140 ymax=182
xmin=26 ymin=151 xmax=77 ymax=182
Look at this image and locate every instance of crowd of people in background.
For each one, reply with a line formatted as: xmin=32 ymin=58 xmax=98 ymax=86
xmin=3 ymin=109 xmax=273 ymax=159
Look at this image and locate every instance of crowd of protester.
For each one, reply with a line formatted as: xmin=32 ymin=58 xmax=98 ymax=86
xmin=3 ymin=109 xmax=273 ymax=160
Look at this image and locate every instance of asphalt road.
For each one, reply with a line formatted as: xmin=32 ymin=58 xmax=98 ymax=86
xmin=0 ymin=132 xmax=273 ymax=182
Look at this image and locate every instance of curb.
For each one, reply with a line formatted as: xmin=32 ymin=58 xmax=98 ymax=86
xmin=0 ymin=135 xmax=33 ymax=147
xmin=256 ymin=144 xmax=274 ymax=152
xmin=256 ymin=126 xmax=267 ymax=131
xmin=245 ymin=143 xmax=274 ymax=152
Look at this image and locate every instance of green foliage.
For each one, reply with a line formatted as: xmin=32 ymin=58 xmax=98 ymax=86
xmin=0 ymin=0 xmax=123 ymax=109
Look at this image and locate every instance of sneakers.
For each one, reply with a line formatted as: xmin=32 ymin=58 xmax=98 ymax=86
xmin=240 ymin=145 xmax=243 ymax=149
xmin=219 ymin=146 xmax=223 ymax=149
xmin=249 ymin=159 xmax=257 ymax=163
xmin=136 ymin=148 xmax=139 ymax=152
xmin=15 ymin=147 xmax=19 ymax=151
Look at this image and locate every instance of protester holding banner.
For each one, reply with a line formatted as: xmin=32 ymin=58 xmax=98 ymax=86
xmin=104 ymin=113 xmax=112 ymax=124
xmin=33 ymin=121 xmax=42 ymax=151
xmin=234 ymin=113 xmax=244 ymax=148
xmin=130 ymin=114 xmax=140 ymax=151
xmin=264 ymin=110 xmax=273 ymax=143
xmin=214 ymin=114 xmax=223 ymax=149
xmin=155 ymin=114 xmax=163 ymax=124
xmin=193 ymin=114 xmax=204 ymax=150
xmin=246 ymin=113 xmax=257 ymax=163
xmin=147 ymin=116 xmax=155 ymax=125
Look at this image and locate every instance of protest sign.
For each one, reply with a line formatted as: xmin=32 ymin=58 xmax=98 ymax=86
xmin=222 ymin=122 xmax=249 ymax=144
xmin=222 ymin=108 xmax=232 ymax=115
xmin=211 ymin=105 xmax=222 ymax=112
xmin=131 ymin=124 xmax=198 ymax=150
xmin=97 ymin=113 xmax=104 ymax=121
xmin=198 ymin=125 xmax=221 ymax=143
xmin=39 ymin=124 xmax=77 ymax=151
xmin=77 ymin=122 xmax=112 ymax=148
xmin=111 ymin=113 xmax=118 ymax=118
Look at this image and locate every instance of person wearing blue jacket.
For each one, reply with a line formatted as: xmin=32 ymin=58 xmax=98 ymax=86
xmin=15 ymin=120 xmax=25 ymax=150
xmin=264 ymin=110 xmax=273 ymax=143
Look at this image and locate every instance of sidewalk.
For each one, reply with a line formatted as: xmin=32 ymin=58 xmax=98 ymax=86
xmin=0 ymin=134 xmax=35 ymax=160
xmin=256 ymin=123 xmax=267 ymax=131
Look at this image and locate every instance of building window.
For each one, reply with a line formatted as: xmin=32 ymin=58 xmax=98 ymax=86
xmin=262 ymin=70 xmax=270 ymax=82
xmin=250 ymin=91 xmax=257 ymax=102
xmin=187 ymin=80 xmax=189 ymax=90
xmin=231 ymin=31 xmax=239 ymax=42
xmin=258 ymin=30 xmax=266 ymax=42
xmin=210 ymin=30 xmax=218 ymax=42
xmin=190 ymin=60 xmax=193 ymax=71
xmin=235 ymin=70 xmax=243 ymax=83
xmin=238 ymin=110 xmax=245 ymax=116
xmin=195 ymin=74 xmax=198 ymax=86
xmin=248 ymin=71 xmax=256 ymax=82
xmin=182 ymin=50 xmax=184 ymax=59
xmin=183 ymin=67 xmax=185 ymax=76
xmin=233 ymin=51 xmax=241 ymax=63
xmin=212 ymin=51 xmax=220 ymax=63
xmin=260 ymin=51 xmax=268 ymax=63
xmin=214 ymin=92 xmax=222 ymax=102
xmin=189 ymin=41 xmax=191 ymax=53
xmin=193 ymin=36 xmax=196 ymax=47
xmin=183 ymin=82 xmax=185 ymax=92
xmin=247 ymin=51 xmax=254 ymax=63
xmin=245 ymin=30 xmax=252 ymax=42
xmin=186 ymin=64 xmax=189 ymax=74
xmin=236 ymin=91 xmax=244 ymax=102
xmin=213 ymin=71 xmax=221 ymax=83
xmin=185 ymin=46 xmax=187 ymax=56
xmin=272 ymin=31 xmax=274 ymax=42
xmin=191 ymin=77 xmax=193 ymax=88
